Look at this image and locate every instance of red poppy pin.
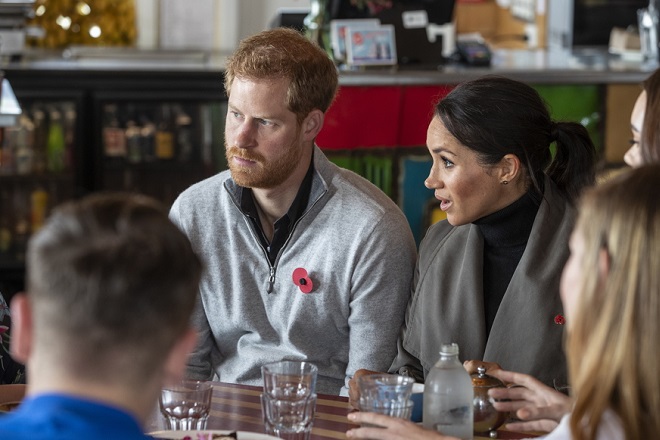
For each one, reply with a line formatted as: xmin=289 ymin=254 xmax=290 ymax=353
xmin=292 ymin=267 xmax=314 ymax=294
xmin=554 ymin=314 xmax=566 ymax=325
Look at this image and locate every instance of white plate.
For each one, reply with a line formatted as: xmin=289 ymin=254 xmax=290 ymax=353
xmin=148 ymin=430 xmax=280 ymax=440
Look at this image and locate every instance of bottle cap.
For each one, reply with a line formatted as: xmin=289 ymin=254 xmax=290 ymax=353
xmin=439 ymin=342 xmax=459 ymax=355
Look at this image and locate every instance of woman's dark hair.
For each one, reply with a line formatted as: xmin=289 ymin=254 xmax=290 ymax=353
xmin=436 ymin=76 xmax=597 ymax=202
xmin=641 ymin=69 xmax=660 ymax=165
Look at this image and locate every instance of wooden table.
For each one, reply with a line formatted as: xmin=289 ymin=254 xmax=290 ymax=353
xmin=148 ymin=381 xmax=538 ymax=440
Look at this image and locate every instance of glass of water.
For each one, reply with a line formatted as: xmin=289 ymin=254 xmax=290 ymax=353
xmin=261 ymin=361 xmax=318 ymax=439
xmin=159 ymin=380 xmax=213 ymax=430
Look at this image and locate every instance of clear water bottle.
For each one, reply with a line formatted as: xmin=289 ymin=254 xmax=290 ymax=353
xmin=423 ymin=343 xmax=473 ymax=440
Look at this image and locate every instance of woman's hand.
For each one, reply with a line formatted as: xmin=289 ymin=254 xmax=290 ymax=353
xmin=487 ymin=369 xmax=573 ymax=432
xmin=348 ymin=369 xmax=383 ymax=409
xmin=346 ymin=412 xmax=459 ymax=440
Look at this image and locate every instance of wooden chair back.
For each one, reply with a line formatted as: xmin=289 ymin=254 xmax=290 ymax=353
xmin=0 ymin=383 xmax=26 ymax=412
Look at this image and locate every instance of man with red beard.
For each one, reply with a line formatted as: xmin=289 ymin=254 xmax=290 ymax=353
xmin=169 ymin=28 xmax=416 ymax=396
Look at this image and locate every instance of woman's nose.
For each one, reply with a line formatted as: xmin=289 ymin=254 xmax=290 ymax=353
xmin=424 ymin=171 xmax=440 ymax=189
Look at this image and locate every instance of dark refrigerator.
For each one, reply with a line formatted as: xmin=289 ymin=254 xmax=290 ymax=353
xmin=0 ymin=67 xmax=228 ymax=297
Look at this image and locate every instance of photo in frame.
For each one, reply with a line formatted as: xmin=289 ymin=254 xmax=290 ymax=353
xmin=330 ymin=18 xmax=380 ymax=62
xmin=346 ymin=24 xmax=397 ymax=66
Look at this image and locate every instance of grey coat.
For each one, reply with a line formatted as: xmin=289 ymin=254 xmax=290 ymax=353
xmin=390 ymin=176 xmax=570 ymax=387
xmin=170 ymin=146 xmax=417 ymax=395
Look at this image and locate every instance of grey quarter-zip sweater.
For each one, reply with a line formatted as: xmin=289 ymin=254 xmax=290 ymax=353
xmin=170 ymin=146 xmax=416 ymax=395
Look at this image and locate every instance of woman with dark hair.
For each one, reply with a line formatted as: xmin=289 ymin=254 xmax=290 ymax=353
xmin=387 ymin=76 xmax=596 ymax=388
xmin=349 ymin=76 xmax=597 ymax=403
xmin=350 ymin=76 xmax=596 ymax=404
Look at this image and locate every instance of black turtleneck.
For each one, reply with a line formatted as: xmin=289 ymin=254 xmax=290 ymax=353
xmin=474 ymin=189 xmax=541 ymax=336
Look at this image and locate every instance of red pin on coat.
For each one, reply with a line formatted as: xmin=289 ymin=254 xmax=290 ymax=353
xmin=292 ymin=267 xmax=313 ymax=294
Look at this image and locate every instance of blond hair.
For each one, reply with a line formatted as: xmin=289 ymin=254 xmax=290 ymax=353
xmin=567 ymin=164 xmax=660 ymax=440
xmin=224 ymin=27 xmax=338 ymax=124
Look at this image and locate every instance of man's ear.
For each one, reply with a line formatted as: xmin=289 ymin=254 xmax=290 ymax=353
xmin=162 ymin=327 xmax=198 ymax=386
xmin=9 ymin=293 xmax=33 ymax=364
xmin=301 ymin=109 xmax=324 ymax=142
xmin=498 ymin=154 xmax=522 ymax=183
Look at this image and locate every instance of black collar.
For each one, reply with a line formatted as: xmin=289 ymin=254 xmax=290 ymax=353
xmin=239 ymin=155 xmax=315 ymax=264
xmin=474 ymin=188 xmax=541 ymax=248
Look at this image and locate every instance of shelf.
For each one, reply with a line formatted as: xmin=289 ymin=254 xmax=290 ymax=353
xmin=101 ymin=159 xmax=206 ymax=172
xmin=0 ymin=172 xmax=75 ymax=183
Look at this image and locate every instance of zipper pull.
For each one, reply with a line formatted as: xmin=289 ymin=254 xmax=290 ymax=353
xmin=267 ymin=267 xmax=275 ymax=294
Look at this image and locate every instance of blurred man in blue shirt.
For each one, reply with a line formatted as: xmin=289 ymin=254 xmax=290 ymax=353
xmin=0 ymin=193 xmax=201 ymax=440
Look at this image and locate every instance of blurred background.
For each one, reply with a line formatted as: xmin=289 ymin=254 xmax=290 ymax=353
xmin=0 ymin=0 xmax=654 ymax=298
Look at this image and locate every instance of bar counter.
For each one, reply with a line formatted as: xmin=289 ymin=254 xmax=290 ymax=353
xmin=2 ymin=47 xmax=656 ymax=85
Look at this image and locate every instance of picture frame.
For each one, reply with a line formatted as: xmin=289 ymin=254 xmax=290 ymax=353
xmin=330 ymin=18 xmax=380 ymax=62
xmin=346 ymin=24 xmax=397 ymax=66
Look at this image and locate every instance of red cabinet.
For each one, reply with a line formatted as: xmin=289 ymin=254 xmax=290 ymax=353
xmin=318 ymin=85 xmax=453 ymax=149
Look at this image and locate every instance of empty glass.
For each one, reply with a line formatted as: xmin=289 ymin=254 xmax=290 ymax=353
xmin=159 ymin=380 xmax=213 ymax=430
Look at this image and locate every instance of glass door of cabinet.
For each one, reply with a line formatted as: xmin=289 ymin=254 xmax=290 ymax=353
xmin=0 ymin=95 xmax=83 ymax=282
xmin=95 ymin=97 xmax=227 ymax=207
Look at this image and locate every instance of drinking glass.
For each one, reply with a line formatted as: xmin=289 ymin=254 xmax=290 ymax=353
xmin=159 ymin=380 xmax=213 ymax=430
xmin=261 ymin=361 xmax=318 ymax=439
xmin=261 ymin=392 xmax=317 ymax=440
xmin=357 ymin=374 xmax=416 ymax=422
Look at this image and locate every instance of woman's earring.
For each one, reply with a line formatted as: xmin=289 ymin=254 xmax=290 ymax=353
xmin=501 ymin=180 xmax=509 ymax=185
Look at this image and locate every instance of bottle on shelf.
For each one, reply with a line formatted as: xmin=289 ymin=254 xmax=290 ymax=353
xmin=30 ymin=185 xmax=49 ymax=234
xmin=123 ymin=104 xmax=141 ymax=164
xmin=155 ymin=104 xmax=175 ymax=160
xmin=63 ymin=104 xmax=77 ymax=171
xmin=200 ymin=104 xmax=214 ymax=174
xmin=125 ymin=119 xmax=142 ymax=164
xmin=423 ymin=343 xmax=474 ymax=440
xmin=14 ymin=114 xmax=36 ymax=176
xmin=102 ymin=104 xmax=127 ymax=159
xmin=13 ymin=189 xmax=30 ymax=262
xmin=139 ymin=113 xmax=156 ymax=162
xmin=47 ymin=108 xmax=66 ymax=173
xmin=0 ymin=189 xmax=13 ymax=255
xmin=32 ymin=107 xmax=48 ymax=174
xmin=174 ymin=104 xmax=194 ymax=163
xmin=1 ymin=125 xmax=16 ymax=175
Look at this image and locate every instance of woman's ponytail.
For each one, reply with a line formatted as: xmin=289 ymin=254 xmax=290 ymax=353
xmin=546 ymin=121 xmax=597 ymax=202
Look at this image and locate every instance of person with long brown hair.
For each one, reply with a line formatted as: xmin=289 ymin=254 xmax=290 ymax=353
xmin=625 ymin=68 xmax=660 ymax=167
